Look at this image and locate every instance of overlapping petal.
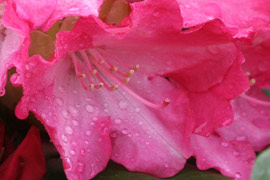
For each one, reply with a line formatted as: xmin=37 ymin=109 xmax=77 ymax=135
xmin=3 ymin=0 xmax=103 ymax=31
xmin=177 ymin=0 xmax=270 ymax=38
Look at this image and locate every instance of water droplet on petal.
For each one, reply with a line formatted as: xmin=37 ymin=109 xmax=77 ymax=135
xmin=114 ymin=119 xmax=122 ymax=124
xmin=69 ymin=106 xmax=79 ymax=117
xmin=84 ymin=140 xmax=89 ymax=144
xmin=235 ymin=172 xmax=241 ymax=179
xmin=221 ymin=141 xmax=229 ymax=147
xmin=65 ymin=126 xmax=73 ymax=134
xmin=62 ymin=110 xmax=70 ymax=118
xmin=62 ymin=134 xmax=68 ymax=142
xmin=77 ymin=162 xmax=85 ymax=172
xmin=119 ymin=100 xmax=128 ymax=109
xmin=72 ymin=119 xmax=79 ymax=126
xmin=145 ymin=141 xmax=150 ymax=145
xmin=135 ymin=133 xmax=140 ymax=137
xmin=86 ymin=130 xmax=91 ymax=136
xmin=56 ymin=98 xmax=63 ymax=106
xmin=80 ymin=149 xmax=85 ymax=155
xmin=70 ymin=149 xmax=76 ymax=155
xmin=122 ymin=128 xmax=128 ymax=134
xmin=85 ymin=105 xmax=94 ymax=112
xmin=164 ymin=164 xmax=169 ymax=168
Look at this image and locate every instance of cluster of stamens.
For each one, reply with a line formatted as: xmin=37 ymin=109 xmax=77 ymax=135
xmin=70 ymin=49 xmax=170 ymax=109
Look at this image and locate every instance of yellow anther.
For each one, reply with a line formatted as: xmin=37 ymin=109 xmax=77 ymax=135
xmin=111 ymin=85 xmax=119 ymax=90
xmin=126 ymin=69 xmax=135 ymax=77
xmin=163 ymin=98 xmax=171 ymax=106
xmin=249 ymin=78 xmax=256 ymax=86
xmin=99 ymin=60 xmax=105 ymax=64
xmin=89 ymin=84 xmax=95 ymax=90
xmin=122 ymin=78 xmax=130 ymax=83
xmin=246 ymin=72 xmax=251 ymax=76
xmin=98 ymin=82 xmax=104 ymax=88
xmin=109 ymin=66 xmax=118 ymax=72
xmin=92 ymin=69 xmax=97 ymax=75
xmin=133 ymin=64 xmax=140 ymax=71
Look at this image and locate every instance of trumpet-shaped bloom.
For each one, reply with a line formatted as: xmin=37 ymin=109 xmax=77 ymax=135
xmin=3 ymin=0 xmax=249 ymax=179
xmin=177 ymin=0 xmax=270 ymax=38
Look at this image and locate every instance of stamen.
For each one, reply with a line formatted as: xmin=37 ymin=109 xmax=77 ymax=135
xmin=90 ymin=55 xmax=170 ymax=109
xmin=133 ymin=64 xmax=140 ymax=71
xmin=126 ymin=69 xmax=135 ymax=77
xmin=240 ymin=94 xmax=270 ymax=106
xmin=122 ymin=78 xmax=130 ymax=83
xmin=249 ymin=78 xmax=256 ymax=86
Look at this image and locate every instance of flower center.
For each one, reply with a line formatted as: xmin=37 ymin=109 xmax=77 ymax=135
xmin=70 ymin=49 xmax=170 ymax=109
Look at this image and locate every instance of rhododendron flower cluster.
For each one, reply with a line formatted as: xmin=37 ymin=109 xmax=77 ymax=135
xmin=0 ymin=0 xmax=269 ymax=180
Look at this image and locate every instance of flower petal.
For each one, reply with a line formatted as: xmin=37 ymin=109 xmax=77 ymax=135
xmin=191 ymin=134 xmax=256 ymax=180
xmin=0 ymin=29 xmax=22 ymax=96
xmin=217 ymin=87 xmax=270 ymax=151
xmin=0 ymin=127 xmax=46 ymax=180
xmin=16 ymin=56 xmax=112 ymax=180
xmin=177 ymin=0 xmax=270 ymax=37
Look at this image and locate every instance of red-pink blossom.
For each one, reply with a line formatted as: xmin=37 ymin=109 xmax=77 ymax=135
xmin=2 ymin=0 xmax=250 ymax=179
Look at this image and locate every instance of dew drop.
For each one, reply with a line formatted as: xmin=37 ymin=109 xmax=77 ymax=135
xmin=72 ymin=141 xmax=77 ymax=146
xmin=65 ymin=126 xmax=73 ymax=134
xmin=58 ymin=85 xmax=65 ymax=92
xmin=114 ymin=119 xmax=122 ymax=124
xmin=98 ymin=138 xmax=102 ymax=142
xmin=235 ymin=172 xmax=241 ymax=179
xmin=164 ymin=164 xmax=169 ymax=168
xmin=80 ymin=149 xmax=86 ymax=155
xmin=119 ymin=100 xmax=128 ymax=109
xmin=145 ymin=141 xmax=150 ymax=145
xmin=62 ymin=110 xmax=70 ymax=118
xmin=69 ymin=106 xmax=79 ymax=117
xmin=62 ymin=134 xmax=68 ymax=142
xmin=72 ymin=119 xmax=79 ymax=126
xmin=122 ymin=128 xmax=128 ymax=134
xmin=135 ymin=133 xmax=140 ymax=137
xmin=77 ymin=162 xmax=85 ymax=172
xmin=84 ymin=140 xmax=89 ymax=144
xmin=86 ymin=105 xmax=94 ymax=112
xmin=221 ymin=141 xmax=229 ymax=147
xmin=70 ymin=149 xmax=76 ymax=155
xmin=56 ymin=98 xmax=63 ymax=106
xmin=86 ymin=130 xmax=91 ymax=136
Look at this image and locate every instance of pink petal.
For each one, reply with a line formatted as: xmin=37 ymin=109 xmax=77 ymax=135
xmin=16 ymin=56 xmax=112 ymax=180
xmin=191 ymin=134 xmax=255 ymax=180
xmin=0 ymin=29 xmax=22 ymax=96
xmin=177 ymin=0 xmax=270 ymax=37
xmin=217 ymin=87 xmax=270 ymax=151
xmin=240 ymin=28 xmax=270 ymax=88
xmin=4 ymin=0 xmax=103 ymax=31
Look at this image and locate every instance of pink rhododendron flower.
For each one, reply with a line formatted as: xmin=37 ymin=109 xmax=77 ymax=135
xmin=177 ymin=0 xmax=270 ymax=38
xmin=2 ymin=0 xmax=250 ymax=179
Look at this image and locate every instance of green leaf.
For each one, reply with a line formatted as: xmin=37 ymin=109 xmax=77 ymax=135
xmin=251 ymin=148 xmax=270 ymax=180
xmin=262 ymin=89 xmax=270 ymax=98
